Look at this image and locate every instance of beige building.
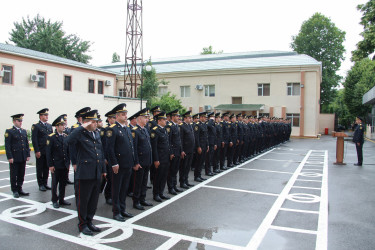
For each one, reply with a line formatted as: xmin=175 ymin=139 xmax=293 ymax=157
xmin=0 ymin=43 xmax=144 ymax=145
xmin=101 ymin=51 xmax=322 ymax=137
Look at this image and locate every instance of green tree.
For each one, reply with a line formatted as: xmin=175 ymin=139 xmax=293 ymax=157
xmin=201 ymin=45 xmax=223 ymax=55
xmin=352 ymin=0 xmax=375 ymax=61
xmin=290 ymin=13 xmax=346 ymax=111
xmin=325 ymin=89 xmax=351 ymax=127
xmin=112 ymin=52 xmax=121 ymax=63
xmin=149 ymin=92 xmax=187 ymax=114
xmin=343 ymin=58 xmax=374 ymax=119
xmin=8 ymin=14 xmax=91 ymax=63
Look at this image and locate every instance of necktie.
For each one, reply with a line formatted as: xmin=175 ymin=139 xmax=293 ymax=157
xmin=92 ymin=132 xmax=95 ymax=139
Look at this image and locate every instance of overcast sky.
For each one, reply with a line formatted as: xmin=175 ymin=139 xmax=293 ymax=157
xmin=0 ymin=0 xmax=368 ymax=78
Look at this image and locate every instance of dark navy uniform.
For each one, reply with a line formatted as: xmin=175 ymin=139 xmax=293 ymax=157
xmin=179 ymin=112 xmax=195 ymax=188
xmin=194 ymin=113 xmax=209 ymax=181
xmin=205 ymin=115 xmax=216 ymax=175
xmin=214 ymin=114 xmax=223 ymax=173
xmin=66 ymin=110 xmax=106 ymax=234
xmin=5 ymin=114 xmax=30 ymax=196
xmin=32 ymin=109 xmax=53 ymax=189
xmin=353 ymin=118 xmax=365 ymax=166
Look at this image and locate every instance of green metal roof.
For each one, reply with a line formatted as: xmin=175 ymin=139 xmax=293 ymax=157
xmin=214 ymin=104 xmax=264 ymax=111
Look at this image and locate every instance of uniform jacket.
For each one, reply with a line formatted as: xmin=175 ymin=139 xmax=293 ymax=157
xmin=166 ymin=121 xmax=182 ymax=155
xmin=106 ymin=122 xmax=135 ymax=169
xmin=150 ymin=125 xmax=171 ymax=164
xmin=215 ymin=122 xmax=223 ymax=145
xmin=353 ymin=123 xmax=364 ymax=144
xmin=229 ymin=122 xmax=238 ymax=143
xmin=222 ymin=121 xmax=231 ymax=144
xmin=132 ymin=125 xmax=152 ymax=167
xmin=46 ymin=132 xmax=70 ymax=169
xmin=180 ymin=122 xmax=195 ymax=154
xmin=69 ymin=122 xmax=81 ymax=165
xmin=31 ymin=121 xmax=53 ymax=154
xmin=194 ymin=121 xmax=208 ymax=149
xmin=207 ymin=119 xmax=217 ymax=146
xmin=66 ymin=126 xmax=106 ymax=180
xmin=5 ymin=126 xmax=30 ymax=162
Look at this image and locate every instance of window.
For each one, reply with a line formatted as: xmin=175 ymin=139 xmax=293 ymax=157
xmin=158 ymin=86 xmax=168 ymax=97
xmin=88 ymin=79 xmax=95 ymax=93
xmin=286 ymin=113 xmax=300 ymax=127
xmin=64 ymin=75 xmax=72 ymax=91
xmin=98 ymin=80 xmax=104 ymax=94
xmin=118 ymin=89 xmax=125 ymax=97
xmin=258 ymin=83 xmax=270 ymax=96
xmin=259 ymin=113 xmax=269 ymax=117
xmin=232 ymin=97 xmax=242 ymax=104
xmin=287 ymin=83 xmax=300 ymax=96
xmin=37 ymin=71 xmax=46 ymax=88
xmin=180 ymin=86 xmax=190 ymax=97
xmin=2 ymin=65 xmax=13 ymax=84
xmin=204 ymin=85 xmax=215 ymax=97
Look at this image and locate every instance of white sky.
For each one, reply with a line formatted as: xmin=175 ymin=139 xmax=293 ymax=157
xmin=0 ymin=0 xmax=368 ymax=79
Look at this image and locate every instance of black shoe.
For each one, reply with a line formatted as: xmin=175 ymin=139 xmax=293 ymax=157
xmin=121 ymin=211 xmax=134 ymax=218
xmin=200 ymin=177 xmax=207 ymax=181
xmin=59 ymin=200 xmax=71 ymax=206
xmin=186 ymin=182 xmax=194 ymax=187
xmin=44 ymin=185 xmax=51 ymax=190
xmin=127 ymin=192 xmax=133 ymax=197
xmin=354 ymin=163 xmax=362 ymax=166
xmin=194 ymin=177 xmax=203 ymax=182
xmin=66 ymin=179 xmax=74 ymax=185
xmin=168 ymin=189 xmax=177 ymax=195
xmin=205 ymin=172 xmax=214 ymax=176
xmin=213 ymin=169 xmax=222 ymax=173
xmin=153 ymin=195 xmax=162 ymax=202
xmin=13 ymin=192 xmax=19 ymax=198
xmin=147 ymin=185 xmax=152 ymax=189
xmin=87 ymin=222 xmax=101 ymax=232
xmin=106 ymin=198 xmax=113 ymax=205
xmin=81 ymin=226 xmax=93 ymax=236
xmin=180 ymin=184 xmax=189 ymax=189
xmin=18 ymin=190 xmax=29 ymax=196
xmin=113 ymin=214 xmax=125 ymax=222
xmin=39 ymin=186 xmax=47 ymax=191
xmin=191 ymin=168 xmax=195 ymax=171
xmin=140 ymin=200 xmax=153 ymax=206
xmin=53 ymin=202 xmax=60 ymax=208
xmin=174 ymin=187 xmax=183 ymax=192
xmin=133 ymin=203 xmax=145 ymax=210
xmin=160 ymin=194 xmax=170 ymax=200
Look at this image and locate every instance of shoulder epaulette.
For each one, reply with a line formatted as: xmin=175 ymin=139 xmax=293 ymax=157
xmin=179 ymin=123 xmax=183 ymax=125
xmin=103 ymin=125 xmax=108 ymax=128
xmin=49 ymin=133 xmax=55 ymax=137
xmin=153 ymin=126 xmax=158 ymax=130
xmin=132 ymin=126 xmax=138 ymax=130
xmin=73 ymin=124 xmax=79 ymax=128
xmin=110 ymin=124 xmax=116 ymax=128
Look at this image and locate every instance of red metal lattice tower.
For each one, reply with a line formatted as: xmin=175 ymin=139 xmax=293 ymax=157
xmin=123 ymin=0 xmax=143 ymax=98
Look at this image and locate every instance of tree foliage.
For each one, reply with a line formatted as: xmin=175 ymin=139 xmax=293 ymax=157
xmin=290 ymin=13 xmax=346 ymax=111
xmin=343 ymin=58 xmax=374 ymax=119
xmin=112 ymin=52 xmax=121 ymax=63
xmin=352 ymin=0 xmax=375 ymax=61
xmin=8 ymin=14 xmax=92 ymax=63
xmin=201 ymin=45 xmax=223 ymax=55
xmin=149 ymin=92 xmax=187 ymax=114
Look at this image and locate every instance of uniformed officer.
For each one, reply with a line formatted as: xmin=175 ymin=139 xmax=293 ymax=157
xmin=353 ymin=116 xmax=365 ymax=166
xmin=46 ymin=115 xmax=71 ymax=208
xmin=191 ymin=113 xmax=199 ymax=172
xmin=127 ymin=112 xmax=138 ymax=197
xmin=166 ymin=109 xmax=183 ymax=195
xmin=150 ymin=111 xmax=172 ymax=202
xmin=106 ymin=103 xmax=136 ymax=222
xmin=148 ymin=106 xmax=161 ymax=185
xmin=227 ymin=114 xmax=238 ymax=167
xmin=32 ymin=108 xmax=53 ymax=191
xmin=221 ymin=112 xmax=231 ymax=170
xmin=179 ymin=111 xmax=195 ymax=189
xmin=5 ymin=114 xmax=30 ymax=198
xmin=66 ymin=110 xmax=106 ymax=236
xmin=193 ymin=112 xmax=209 ymax=182
xmin=60 ymin=114 xmax=73 ymax=185
xmin=205 ymin=112 xmax=217 ymax=176
xmin=131 ymin=108 xmax=153 ymax=210
xmin=213 ymin=113 xmax=224 ymax=173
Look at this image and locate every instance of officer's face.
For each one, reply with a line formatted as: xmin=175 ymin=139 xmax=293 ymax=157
xmin=172 ymin=115 xmax=179 ymax=123
xmin=13 ymin=119 xmax=22 ymax=128
xmin=85 ymin=120 xmax=98 ymax=131
xmin=116 ymin=112 xmax=128 ymax=124
xmin=137 ymin=116 xmax=147 ymax=127
xmin=56 ymin=124 xmax=64 ymax=133
xmin=40 ymin=114 xmax=48 ymax=122
xmin=184 ymin=117 xmax=192 ymax=123
xmin=108 ymin=117 xmax=116 ymax=125
xmin=158 ymin=118 xmax=167 ymax=127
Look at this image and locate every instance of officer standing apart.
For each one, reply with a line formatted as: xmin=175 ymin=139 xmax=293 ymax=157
xmin=353 ymin=116 xmax=365 ymax=166
xmin=32 ymin=108 xmax=53 ymax=191
xmin=179 ymin=111 xmax=195 ymax=189
xmin=66 ymin=110 xmax=106 ymax=236
xmin=5 ymin=114 xmax=30 ymax=198
xmin=106 ymin=103 xmax=135 ymax=222
xmin=151 ymin=111 xmax=172 ymax=202
xmin=131 ymin=108 xmax=154 ymax=210
xmin=46 ymin=116 xmax=71 ymax=208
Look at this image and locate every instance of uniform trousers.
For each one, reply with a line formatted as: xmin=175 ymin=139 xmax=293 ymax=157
xmin=205 ymin=145 xmax=215 ymax=174
xmin=167 ymin=155 xmax=181 ymax=190
xmin=9 ymin=161 xmax=26 ymax=192
xmin=112 ymin=167 xmax=132 ymax=215
xmin=194 ymin=146 xmax=207 ymax=178
xmin=220 ymin=143 xmax=228 ymax=168
xmin=36 ymin=154 xmax=49 ymax=187
xmin=51 ymin=168 xmax=67 ymax=203
xmin=153 ymin=161 xmax=170 ymax=196
xmin=355 ymin=143 xmax=363 ymax=165
xmin=180 ymin=153 xmax=193 ymax=185
xmin=132 ymin=164 xmax=151 ymax=203
xmin=77 ymin=178 xmax=101 ymax=231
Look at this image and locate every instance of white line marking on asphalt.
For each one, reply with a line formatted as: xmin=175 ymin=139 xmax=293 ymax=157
xmin=269 ymin=225 xmax=317 ymax=235
xmin=155 ymin=237 xmax=181 ymax=250
xmin=292 ymin=186 xmax=321 ymax=190
xmin=256 ymin=158 xmax=301 ymax=162
xmin=0 ymin=197 xmax=11 ymax=202
xmin=279 ymin=208 xmax=319 ymax=214
xmin=203 ymin=185 xmax=279 ymax=197
xmin=237 ymin=168 xmax=294 ymax=175
xmin=40 ymin=214 xmax=77 ymax=229
xmin=296 ymin=179 xmax=322 ymax=183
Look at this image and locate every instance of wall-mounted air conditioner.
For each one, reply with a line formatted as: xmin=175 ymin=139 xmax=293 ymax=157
xmin=204 ymin=105 xmax=212 ymax=111
xmin=105 ymin=80 xmax=112 ymax=86
xmin=30 ymin=74 xmax=40 ymax=82
xmin=195 ymin=84 xmax=203 ymax=90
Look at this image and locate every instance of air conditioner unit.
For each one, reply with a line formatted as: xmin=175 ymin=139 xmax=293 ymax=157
xmin=105 ymin=80 xmax=112 ymax=86
xmin=195 ymin=84 xmax=203 ymax=90
xmin=30 ymin=74 xmax=40 ymax=82
xmin=204 ymin=105 xmax=212 ymax=111
xmin=0 ymin=70 xmax=4 ymax=77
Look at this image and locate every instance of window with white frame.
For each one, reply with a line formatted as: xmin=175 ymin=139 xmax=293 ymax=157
xmin=2 ymin=65 xmax=13 ymax=84
xmin=287 ymin=83 xmax=300 ymax=96
xmin=286 ymin=113 xmax=300 ymax=127
xmin=204 ymin=85 xmax=215 ymax=97
xmin=37 ymin=71 xmax=46 ymax=88
xmin=258 ymin=83 xmax=270 ymax=96
xmin=118 ymin=89 xmax=125 ymax=97
xmin=180 ymin=86 xmax=190 ymax=97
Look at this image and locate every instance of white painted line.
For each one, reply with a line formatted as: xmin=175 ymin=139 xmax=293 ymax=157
xmin=246 ymin=150 xmax=312 ymax=249
xmin=315 ymin=150 xmax=328 ymax=250
xmin=256 ymin=159 xmax=301 ymax=163
xmin=269 ymin=225 xmax=317 ymax=235
xmin=296 ymin=179 xmax=322 ymax=183
xmin=0 ymin=197 xmax=11 ymax=202
xmin=203 ymin=185 xmax=279 ymax=197
xmin=279 ymin=208 xmax=319 ymax=214
xmin=237 ymin=168 xmax=294 ymax=175
xmin=155 ymin=237 xmax=181 ymax=250
xmin=0 ymin=173 xmax=36 ymax=181
xmin=292 ymin=186 xmax=321 ymax=190
xmin=40 ymin=214 xmax=77 ymax=229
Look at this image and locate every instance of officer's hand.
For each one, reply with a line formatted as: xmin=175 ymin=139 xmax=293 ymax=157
xmin=102 ymin=173 xmax=107 ymax=178
xmin=82 ymin=120 xmax=93 ymax=128
xmin=105 ymin=159 xmax=108 ymax=165
xmin=35 ymin=152 xmax=41 ymax=159
xmin=133 ymin=164 xmax=142 ymax=171
xmin=229 ymin=142 xmax=233 ymax=147
xmin=197 ymin=147 xmax=202 ymax=154
xmin=222 ymin=142 xmax=225 ymax=148
xmin=73 ymin=164 xmax=77 ymax=172
xmin=170 ymin=154 xmax=174 ymax=161
xmin=154 ymin=161 xmax=160 ymax=169
xmin=181 ymin=151 xmax=186 ymax=159
xmin=214 ymin=145 xmax=217 ymax=150
xmin=357 ymin=143 xmax=360 ymax=146
xmin=112 ymin=165 xmax=119 ymax=174
xmin=207 ymin=147 xmax=209 ymax=152
xmin=49 ymin=166 xmax=55 ymax=173
xmin=8 ymin=158 xmax=14 ymax=164
xmin=26 ymin=157 xmax=30 ymax=161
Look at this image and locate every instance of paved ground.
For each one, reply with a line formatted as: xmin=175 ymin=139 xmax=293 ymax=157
xmin=0 ymin=134 xmax=374 ymax=250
